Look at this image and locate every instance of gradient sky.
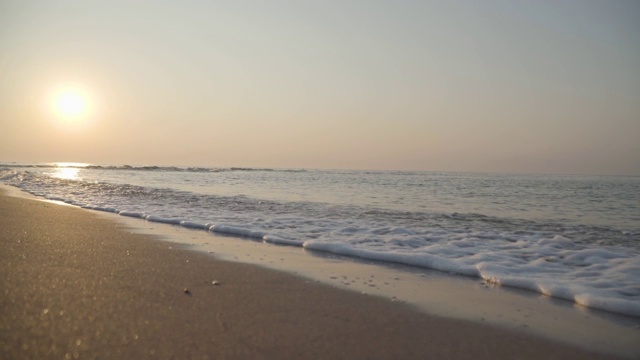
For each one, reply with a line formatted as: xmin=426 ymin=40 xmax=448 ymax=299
xmin=1 ymin=0 xmax=639 ymax=175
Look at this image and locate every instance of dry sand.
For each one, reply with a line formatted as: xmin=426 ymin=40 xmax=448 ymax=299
xmin=0 ymin=191 xmax=629 ymax=359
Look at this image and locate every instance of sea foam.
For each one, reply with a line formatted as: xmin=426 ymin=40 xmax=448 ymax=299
xmin=2 ymin=166 xmax=639 ymax=318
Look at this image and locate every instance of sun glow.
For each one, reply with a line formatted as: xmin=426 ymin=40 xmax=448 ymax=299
xmin=58 ymin=92 xmax=85 ymax=115
xmin=48 ymin=83 xmax=95 ymax=124
xmin=53 ymin=88 xmax=89 ymax=118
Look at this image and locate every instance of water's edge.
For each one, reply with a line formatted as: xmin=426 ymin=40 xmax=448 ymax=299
xmin=3 ymin=184 xmax=640 ymax=358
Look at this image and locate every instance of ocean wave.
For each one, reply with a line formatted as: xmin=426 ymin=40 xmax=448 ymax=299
xmin=97 ymin=204 xmax=640 ymax=318
xmin=2 ymin=167 xmax=640 ymax=318
xmin=0 ymin=163 xmax=305 ymax=173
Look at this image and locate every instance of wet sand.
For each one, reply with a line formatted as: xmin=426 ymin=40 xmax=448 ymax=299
xmin=0 ymin=191 xmax=628 ymax=359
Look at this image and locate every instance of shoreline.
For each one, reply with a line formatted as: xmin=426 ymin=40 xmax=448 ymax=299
xmin=1 ymin=188 xmax=638 ymax=359
xmin=95 ymin=204 xmax=640 ymax=351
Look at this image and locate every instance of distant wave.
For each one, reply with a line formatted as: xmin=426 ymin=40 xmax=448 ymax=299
xmin=0 ymin=163 xmax=306 ymax=173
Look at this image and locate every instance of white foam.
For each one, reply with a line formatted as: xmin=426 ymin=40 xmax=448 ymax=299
xmin=180 ymin=221 xmax=211 ymax=230
xmin=0 ymin=170 xmax=19 ymax=181
xmin=263 ymin=235 xmax=304 ymax=246
xmin=145 ymin=216 xmax=184 ymax=225
xmin=118 ymin=211 xmax=146 ymax=219
xmin=304 ymin=241 xmax=480 ymax=277
xmin=210 ymin=224 xmax=266 ymax=239
xmin=81 ymin=205 xmax=119 ymax=213
xmin=575 ymin=294 xmax=640 ymax=318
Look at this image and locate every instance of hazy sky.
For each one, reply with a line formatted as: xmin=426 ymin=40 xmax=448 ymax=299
xmin=1 ymin=0 xmax=639 ymax=175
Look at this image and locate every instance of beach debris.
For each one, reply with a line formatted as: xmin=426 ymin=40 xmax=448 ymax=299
xmin=211 ymin=280 xmax=220 ymax=286
xmin=183 ymin=288 xmax=190 ymax=295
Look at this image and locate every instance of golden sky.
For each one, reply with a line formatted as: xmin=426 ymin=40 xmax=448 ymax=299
xmin=1 ymin=0 xmax=639 ymax=175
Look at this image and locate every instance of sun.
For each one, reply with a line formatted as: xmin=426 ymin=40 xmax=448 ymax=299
xmin=53 ymin=88 xmax=89 ymax=120
xmin=46 ymin=83 xmax=98 ymax=132
xmin=57 ymin=92 xmax=86 ymax=116
xmin=51 ymin=86 xmax=91 ymax=121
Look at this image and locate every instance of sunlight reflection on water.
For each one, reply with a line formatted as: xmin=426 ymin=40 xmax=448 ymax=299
xmin=52 ymin=167 xmax=82 ymax=180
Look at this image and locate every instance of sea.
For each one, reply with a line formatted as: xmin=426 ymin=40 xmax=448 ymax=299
xmin=1 ymin=162 xmax=639 ymax=318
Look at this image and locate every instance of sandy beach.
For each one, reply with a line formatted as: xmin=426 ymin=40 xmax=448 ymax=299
xmin=0 ymin=190 xmax=630 ymax=359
